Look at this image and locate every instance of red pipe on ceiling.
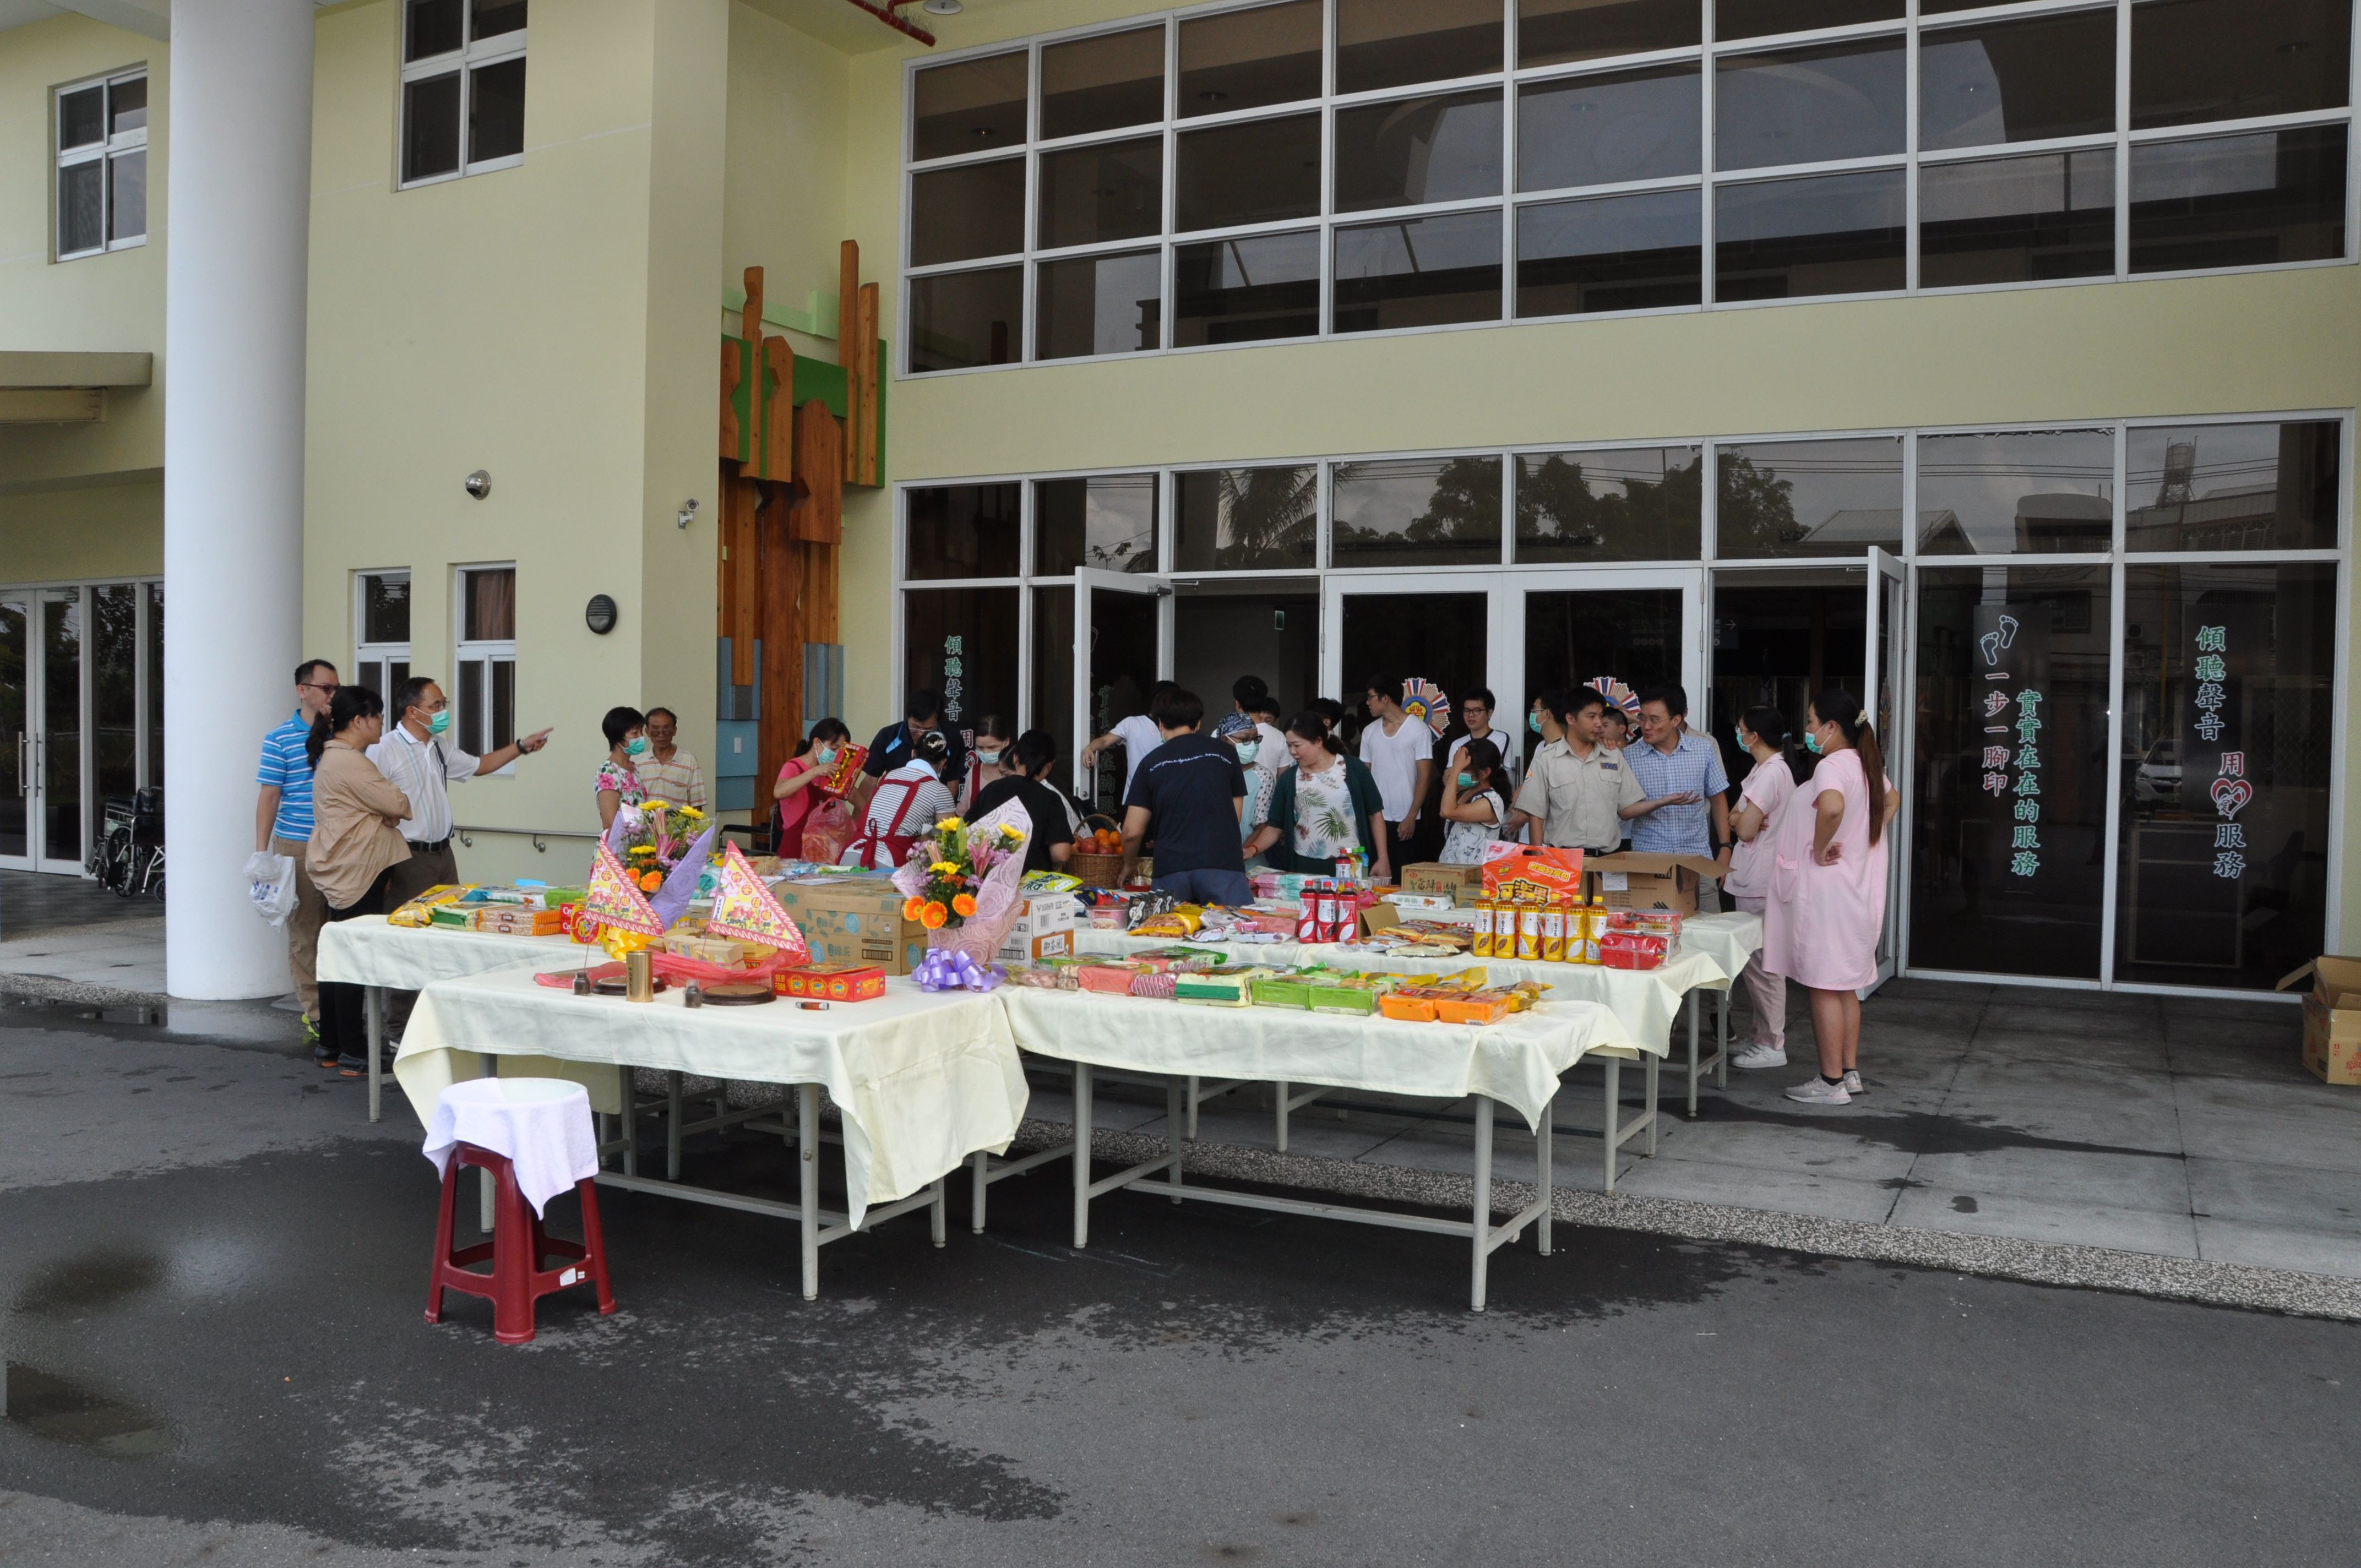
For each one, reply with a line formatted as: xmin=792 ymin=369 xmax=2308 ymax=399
xmin=841 ymin=0 xmax=936 ymax=47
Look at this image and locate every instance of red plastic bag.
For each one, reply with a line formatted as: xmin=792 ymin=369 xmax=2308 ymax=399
xmin=799 ymin=798 xmax=859 ymax=865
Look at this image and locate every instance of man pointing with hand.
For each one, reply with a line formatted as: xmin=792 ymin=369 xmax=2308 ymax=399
xmin=369 ymin=675 xmax=552 ymax=908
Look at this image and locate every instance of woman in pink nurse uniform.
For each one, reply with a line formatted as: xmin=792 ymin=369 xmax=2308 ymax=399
xmin=1762 ymin=689 xmax=1900 ymax=1106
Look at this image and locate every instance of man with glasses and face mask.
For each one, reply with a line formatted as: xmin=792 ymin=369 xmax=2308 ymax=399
xmin=367 ymin=676 xmax=552 ymax=912
xmin=254 ymin=660 xmax=341 ymax=1042
xmin=636 ymin=706 xmax=706 ymax=812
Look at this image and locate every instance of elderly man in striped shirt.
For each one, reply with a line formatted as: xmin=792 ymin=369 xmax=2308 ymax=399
xmin=254 ymin=660 xmax=339 ymax=1043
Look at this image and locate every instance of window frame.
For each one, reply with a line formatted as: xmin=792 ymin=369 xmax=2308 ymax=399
xmin=451 ymin=563 xmax=518 ymax=771
xmin=53 ymin=67 xmax=148 ymax=262
xmin=396 ymin=1 xmax=528 ymax=191
xmin=352 ymin=569 xmax=414 ymax=710
xmin=899 ymin=0 xmax=2359 ymax=375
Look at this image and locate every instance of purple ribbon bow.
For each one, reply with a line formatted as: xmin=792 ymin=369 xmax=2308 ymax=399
xmin=914 ymin=949 xmax=1005 ymax=993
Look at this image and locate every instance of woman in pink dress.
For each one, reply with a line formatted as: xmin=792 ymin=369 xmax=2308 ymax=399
xmin=1725 ymin=705 xmax=1808 ymax=1072
xmin=1762 ymin=689 xmax=1899 ymax=1106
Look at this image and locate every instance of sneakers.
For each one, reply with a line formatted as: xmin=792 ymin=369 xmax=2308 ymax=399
xmin=1842 ymin=1069 xmax=1867 ymax=1097
xmin=1732 ymin=1041 xmax=1788 ymax=1071
xmin=1783 ymin=1076 xmax=1852 ymax=1106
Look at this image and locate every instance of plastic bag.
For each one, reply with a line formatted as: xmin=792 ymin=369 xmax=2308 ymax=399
xmin=799 ymin=798 xmax=859 ymax=866
xmin=244 ymin=851 xmax=297 ymax=927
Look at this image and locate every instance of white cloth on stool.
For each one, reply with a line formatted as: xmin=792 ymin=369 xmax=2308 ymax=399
xmin=423 ymin=1077 xmax=599 ymax=1217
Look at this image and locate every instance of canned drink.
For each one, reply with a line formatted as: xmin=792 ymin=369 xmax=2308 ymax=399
xmin=1540 ymin=905 xmax=1567 ymax=964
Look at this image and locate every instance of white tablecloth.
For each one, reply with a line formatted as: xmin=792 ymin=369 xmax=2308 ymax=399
xmin=994 ymin=986 xmax=1629 ymax=1131
xmin=394 ymin=968 xmax=1028 ymax=1227
xmin=422 ymin=1077 xmax=599 ymax=1217
xmin=317 ymin=915 xmax=580 ymax=989
xmin=1070 ymin=909 xmax=1763 ymax=1054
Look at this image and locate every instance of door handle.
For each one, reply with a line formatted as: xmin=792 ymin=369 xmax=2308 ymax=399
xmin=15 ymin=733 xmax=25 ymax=796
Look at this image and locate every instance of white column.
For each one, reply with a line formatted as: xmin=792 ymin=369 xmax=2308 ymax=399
xmin=163 ymin=0 xmax=315 ymax=1000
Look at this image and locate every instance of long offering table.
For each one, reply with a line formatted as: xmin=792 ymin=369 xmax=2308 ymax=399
xmin=393 ymin=966 xmax=1028 ymax=1299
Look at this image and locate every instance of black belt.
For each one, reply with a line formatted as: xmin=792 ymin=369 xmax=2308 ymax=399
xmin=411 ymin=835 xmax=453 ymax=854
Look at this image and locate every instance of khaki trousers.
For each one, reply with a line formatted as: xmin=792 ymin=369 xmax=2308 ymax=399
xmin=382 ymin=841 xmax=463 ymax=1035
xmin=272 ymin=836 xmax=329 ymax=1022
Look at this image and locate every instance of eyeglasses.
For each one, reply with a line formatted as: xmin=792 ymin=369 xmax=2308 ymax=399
xmin=302 ymin=682 xmax=339 ymax=694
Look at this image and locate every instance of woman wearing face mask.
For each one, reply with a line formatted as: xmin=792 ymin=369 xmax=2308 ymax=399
xmin=960 ymin=715 xmax=1014 ymax=811
xmin=1232 ymin=709 xmax=1281 ymax=861
xmin=1762 ymin=689 xmax=1901 ymax=1106
xmin=1246 ymin=712 xmax=1391 ymax=880
xmin=596 ymin=706 xmax=650 ymax=831
xmin=1726 ymin=706 xmax=1813 ymax=1071
xmin=1436 ymin=737 xmax=1508 ymax=864
xmin=306 ymin=686 xmax=413 ymax=1076
xmin=774 ymin=717 xmax=855 ymax=857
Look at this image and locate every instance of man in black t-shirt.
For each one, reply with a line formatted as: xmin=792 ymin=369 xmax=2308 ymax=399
xmin=1120 ymin=686 xmax=1249 ymax=907
xmin=858 ymin=687 xmax=967 ymax=810
xmin=968 ymin=729 xmax=1076 ymax=876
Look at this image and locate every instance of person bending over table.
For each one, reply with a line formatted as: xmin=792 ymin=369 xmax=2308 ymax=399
xmin=1119 ymin=686 xmax=1250 ymax=906
xmin=1247 ymin=711 xmax=1391 ymax=881
xmin=969 ymin=729 xmax=1076 ymax=875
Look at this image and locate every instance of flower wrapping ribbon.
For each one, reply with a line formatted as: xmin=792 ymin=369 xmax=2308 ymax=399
xmin=913 ymin=948 xmax=1004 ymax=993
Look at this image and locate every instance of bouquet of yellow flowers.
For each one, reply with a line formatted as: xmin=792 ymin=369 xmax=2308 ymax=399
xmin=613 ymin=801 xmax=712 ymax=892
xmin=891 ymin=811 xmax=1026 ymax=929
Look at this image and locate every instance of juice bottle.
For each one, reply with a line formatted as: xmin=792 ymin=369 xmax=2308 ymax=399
xmin=1471 ymin=898 xmax=1495 ymax=959
xmin=1581 ymin=896 xmax=1606 ymax=964
xmin=1516 ymin=898 xmax=1543 ymax=961
xmin=1539 ymin=900 xmax=1568 ymax=963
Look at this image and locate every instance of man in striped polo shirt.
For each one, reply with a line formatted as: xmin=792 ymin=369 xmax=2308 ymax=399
xmin=255 ymin=660 xmax=340 ymax=1042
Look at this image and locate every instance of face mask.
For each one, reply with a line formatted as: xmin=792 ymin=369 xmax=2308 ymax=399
xmin=425 ymin=709 xmax=451 ymax=736
xmin=1235 ymin=741 xmax=1259 ymax=763
xmin=813 ymin=746 xmax=838 ymax=767
xmin=1733 ymin=727 xmax=1747 ymax=750
xmin=976 ymin=749 xmax=1002 ymax=767
xmin=1456 ymin=772 xmax=1475 ymax=790
xmin=625 ymin=736 xmax=650 ymax=758
xmin=1527 ymin=713 xmax=1542 ymax=734
xmin=1803 ymin=730 xmax=1824 ymax=755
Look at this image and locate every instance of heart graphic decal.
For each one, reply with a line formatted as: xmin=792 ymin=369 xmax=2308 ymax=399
xmin=2211 ymin=777 xmax=2254 ymax=819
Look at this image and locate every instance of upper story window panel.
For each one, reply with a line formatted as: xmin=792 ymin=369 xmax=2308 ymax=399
xmin=1179 ymin=0 xmax=1323 ymax=116
xmin=1042 ymin=25 xmax=1166 ymax=140
xmin=400 ymin=0 xmax=527 ymax=188
xmin=1920 ymin=9 xmax=2118 ymax=153
xmin=1519 ymin=65 xmax=1701 ymax=192
xmin=1334 ymin=90 xmax=1504 ymax=213
xmin=1519 ymin=0 xmax=1699 ymax=70
xmin=912 ymin=49 xmax=1027 ymax=161
xmin=1717 ymin=1 xmax=1901 ymax=42
xmin=56 ymin=70 xmax=146 ymax=260
xmin=1717 ymin=36 xmax=1907 ymax=172
xmin=1335 ymin=0 xmax=1505 ymax=95
xmin=2131 ymin=0 xmax=2353 ymax=130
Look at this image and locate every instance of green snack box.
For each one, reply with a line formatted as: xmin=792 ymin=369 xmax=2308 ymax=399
xmin=428 ymin=906 xmax=472 ymax=929
xmin=1249 ymin=977 xmax=1315 ymax=1009
xmin=1174 ymin=968 xmax=1261 ymax=1006
xmin=1307 ymin=984 xmax=1379 ymax=1017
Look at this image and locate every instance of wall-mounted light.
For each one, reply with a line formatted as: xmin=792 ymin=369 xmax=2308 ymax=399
xmin=465 ymin=470 xmax=492 ymax=499
xmin=585 ymin=594 xmax=618 ymax=635
xmin=922 ymin=0 xmax=962 ymax=14
xmin=676 ymin=498 xmax=700 ymax=530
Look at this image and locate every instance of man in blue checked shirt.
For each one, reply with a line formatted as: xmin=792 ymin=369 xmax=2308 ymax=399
xmin=254 ymin=660 xmax=340 ymax=1044
xmin=1623 ymin=683 xmax=1732 ymax=913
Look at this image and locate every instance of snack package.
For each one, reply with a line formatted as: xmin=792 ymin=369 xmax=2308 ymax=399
xmin=1076 ymin=963 xmax=1146 ymax=995
xmin=774 ymin=962 xmax=888 ymax=1002
xmin=1435 ymin=990 xmax=1515 ymax=1026
xmin=1173 ymin=968 xmax=1264 ymax=1006
xmin=1481 ymin=843 xmax=1585 ymax=903
xmin=1598 ymin=931 xmax=1669 ymax=971
xmin=1128 ymin=971 xmax=1179 ymax=1000
xmin=387 ymin=885 xmax=469 ymax=928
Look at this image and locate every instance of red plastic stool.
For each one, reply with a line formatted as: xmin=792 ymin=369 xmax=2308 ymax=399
xmin=425 ymin=1143 xmax=614 ymax=1343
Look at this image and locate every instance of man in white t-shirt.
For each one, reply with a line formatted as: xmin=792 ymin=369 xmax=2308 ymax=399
xmin=1357 ymin=674 xmax=1434 ymax=848
xmin=1081 ymin=681 xmax=1179 ymax=801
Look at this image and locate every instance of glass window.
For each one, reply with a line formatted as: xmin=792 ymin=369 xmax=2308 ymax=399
xmin=473 ymin=0 xmax=526 ymax=40
xmin=1910 ymin=565 xmax=2112 ymax=979
xmin=469 ymin=56 xmax=526 ymax=164
xmin=399 ymin=0 xmax=526 ymax=187
xmin=1334 ymin=90 xmax=1504 ymax=213
xmin=2131 ymin=0 xmax=2353 ymax=130
xmin=1036 ymin=251 xmax=1162 ymax=360
xmin=1041 ymin=24 xmax=1166 ymax=141
xmin=145 ymin=584 xmax=162 ymax=791
xmin=1519 ymin=0 xmax=1700 ymax=70
xmin=362 ymin=574 xmax=412 ymax=644
xmin=2117 ymin=563 xmax=2336 ymax=990
xmin=1037 ymin=137 xmax=1162 ymax=249
xmin=1334 ymin=209 xmax=1505 ymax=332
xmin=408 ymin=0 xmax=463 ymax=61
xmin=1715 ymin=167 xmax=1906 ymax=301
xmin=58 ymin=162 xmax=102 ymax=257
xmin=93 ymin=585 xmax=137 ymax=807
xmin=1173 ymin=231 xmax=1322 ymax=346
xmin=1332 ymin=455 xmax=1505 ymax=568
xmin=1516 ymin=188 xmax=1703 ymax=314
xmin=913 ymin=51 xmax=1027 ymax=161
xmin=1031 ymin=584 xmax=1073 ymax=742
xmin=1716 ymin=1 xmax=1901 ymax=40
xmin=1176 ymin=466 xmax=1319 ymax=570
xmin=59 ymin=83 xmax=104 ymax=148
xmin=2128 ymin=126 xmax=2348 ymax=273
xmin=1036 ymin=474 xmax=1160 ymax=575
xmin=461 ymin=565 xmax=515 ymax=641
xmin=1527 ymin=589 xmax=1687 ymax=707
xmin=454 ymin=565 xmax=516 ymax=758
xmin=1179 ymin=0 xmax=1323 ymax=117
xmin=910 ymin=158 xmax=1025 ymax=266
xmin=402 ymin=74 xmax=463 ymax=182
xmin=1717 ymin=37 xmax=1907 ymax=172
xmin=107 ymin=151 xmax=145 ymax=246
xmin=907 ymin=267 xmax=1022 ymax=373
xmin=1716 ymin=437 xmax=1903 ymax=558
xmin=107 ymin=75 xmax=145 ymax=135
xmin=1519 ymin=67 xmax=1701 ymax=192
xmin=905 ymin=588 xmax=1020 ymax=733
xmin=1516 ymin=446 xmax=1704 ymax=561
xmin=1919 ymin=10 xmax=2118 ymax=153
xmin=1335 ymin=0 xmax=1504 ymax=96
xmin=1176 ymin=113 xmax=1323 ymax=231
xmin=1915 ymin=430 xmax=2116 ymax=556
xmin=1920 ymin=148 xmax=2115 ymax=288
xmin=905 ymin=483 xmax=1021 ymax=580
xmin=2125 ymin=422 xmax=2341 ymax=552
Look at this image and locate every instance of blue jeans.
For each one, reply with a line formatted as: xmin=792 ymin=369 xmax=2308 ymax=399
xmin=1152 ymin=867 xmax=1254 ymax=907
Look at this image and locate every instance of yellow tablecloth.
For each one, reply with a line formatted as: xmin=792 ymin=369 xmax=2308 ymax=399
xmin=317 ymin=914 xmax=581 ymax=989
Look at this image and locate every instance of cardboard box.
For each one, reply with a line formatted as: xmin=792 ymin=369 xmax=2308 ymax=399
xmin=1008 ymin=896 xmax=1079 ymax=938
xmin=774 ymin=963 xmax=888 ymax=1003
xmin=997 ymin=929 xmax=1075 ymax=963
xmin=1585 ymin=852 xmax=1724 ymax=914
xmin=767 ymin=874 xmax=928 ymax=975
xmin=2277 ymin=956 xmax=2361 ymax=1086
xmin=1400 ymin=862 xmax=1482 ymax=901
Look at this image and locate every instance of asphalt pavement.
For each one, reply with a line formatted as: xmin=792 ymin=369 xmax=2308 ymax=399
xmin=3 ymin=998 xmax=2357 ymax=1567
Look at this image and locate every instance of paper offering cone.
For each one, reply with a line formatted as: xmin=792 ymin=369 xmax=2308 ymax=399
xmin=703 ymin=841 xmax=810 ymax=962
xmin=584 ymin=843 xmax=664 ymax=937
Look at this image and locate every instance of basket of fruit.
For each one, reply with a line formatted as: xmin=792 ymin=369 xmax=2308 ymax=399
xmin=1071 ymin=814 xmax=1147 ymax=888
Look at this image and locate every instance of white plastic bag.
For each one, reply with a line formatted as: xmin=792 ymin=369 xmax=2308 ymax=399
xmin=245 ymin=851 xmax=297 ymax=927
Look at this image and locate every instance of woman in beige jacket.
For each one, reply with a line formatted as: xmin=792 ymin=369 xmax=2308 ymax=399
xmin=306 ymin=685 xmax=412 ymax=1075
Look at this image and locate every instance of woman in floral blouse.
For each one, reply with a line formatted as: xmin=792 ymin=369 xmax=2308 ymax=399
xmin=596 ymin=705 xmax=649 ymax=831
xmin=1245 ymin=711 xmax=1391 ymax=880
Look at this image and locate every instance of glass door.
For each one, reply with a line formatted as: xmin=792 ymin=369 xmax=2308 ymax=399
xmin=1515 ymin=567 xmax=1705 ymax=774
xmin=39 ymin=590 xmax=85 ymax=873
xmin=1073 ymin=567 xmax=1171 ymax=814
xmin=1863 ymin=549 xmax=1907 ymax=987
xmin=1 ymin=597 xmax=29 ymax=869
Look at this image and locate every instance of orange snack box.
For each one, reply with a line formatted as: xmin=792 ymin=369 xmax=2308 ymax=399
xmin=1378 ymin=990 xmax=1441 ymax=1022
xmin=773 ymin=962 xmax=888 ymax=1002
xmin=1434 ymin=990 xmax=1516 ymax=1026
xmin=1479 ymin=844 xmax=1585 ymax=902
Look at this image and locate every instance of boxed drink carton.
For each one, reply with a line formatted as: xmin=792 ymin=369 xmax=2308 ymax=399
xmin=766 ymin=874 xmax=928 ymax=975
xmin=1585 ymin=852 xmax=1725 ymax=914
xmin=2277 ymin=955 xmax=2361 ymax=1086
xmin=1008 ymin=895 xmax=1079 ymax=938
xmin=997 ymin=929 xmax=1075 ymax=963
xmin=1400 ymin=863 xmax=1483 ymax=901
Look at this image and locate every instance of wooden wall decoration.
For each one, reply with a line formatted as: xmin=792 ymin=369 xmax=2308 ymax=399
xmin=717 ymin=257 xmax=887 ymax=834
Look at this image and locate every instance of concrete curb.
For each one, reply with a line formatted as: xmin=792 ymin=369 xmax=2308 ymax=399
xmin=1004 ymin=1120 xmax=2361 ymax=1324
xmin=0 ymin=971 xmax=168 ymax=1011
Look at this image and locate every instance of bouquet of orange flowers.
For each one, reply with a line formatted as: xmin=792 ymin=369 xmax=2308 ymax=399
xmin=891 ymin=811 xmax=1026 ymax=929
xmin=613 ymin=800 xmax=712 ymax=892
